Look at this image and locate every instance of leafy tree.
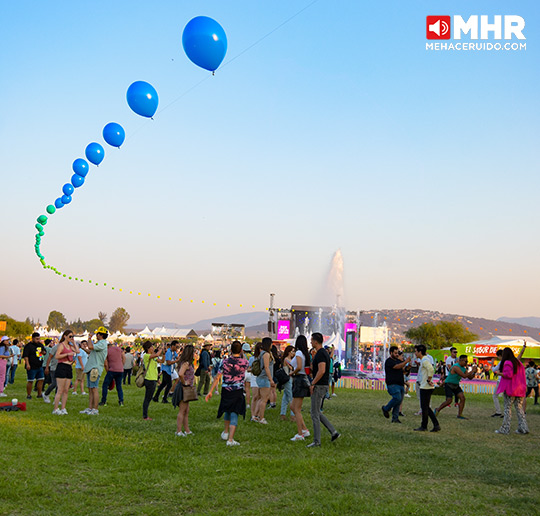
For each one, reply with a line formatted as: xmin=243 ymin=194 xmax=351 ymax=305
xmin=47 ymin=310 xmax=67 ymax=331
xmin=85 ymin=318 xmax=105 ymax=332
xmin=405 ymin=321 xmax=477 ymax=349
xmin=0 ymin=314 xmax=34 ymax=339
xmin=109 ymin=307 xmax=130 ymax=333
xmin=98 ymin=312 xmax=108 ymax=325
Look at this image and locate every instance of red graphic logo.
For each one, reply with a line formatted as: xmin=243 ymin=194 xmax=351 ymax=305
xmin=426 ymin=16 xmax=451 ymax=40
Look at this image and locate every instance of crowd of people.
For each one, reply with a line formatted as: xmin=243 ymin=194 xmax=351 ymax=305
xmin=1 ymin=330 xmax=538 ymax=442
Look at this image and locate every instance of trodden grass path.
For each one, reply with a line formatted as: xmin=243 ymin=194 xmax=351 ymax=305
xmin=1 ymin=376 xmax=539 ymax=516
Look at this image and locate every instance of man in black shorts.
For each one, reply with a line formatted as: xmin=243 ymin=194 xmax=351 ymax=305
xmin=435 ymin=355 xmax=476 ymax=419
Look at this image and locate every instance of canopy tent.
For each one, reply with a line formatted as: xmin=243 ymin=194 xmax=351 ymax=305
xmin=138 ymin=326 xmax=154 ymax=337
xmin=324 ymin=332 xmax=346 ymax=362
xmin=204 ymin=333 xmax=214 ymax=342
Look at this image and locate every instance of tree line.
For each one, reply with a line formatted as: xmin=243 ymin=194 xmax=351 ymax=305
xmin=47 ymin=307 xmax=131 ymax=333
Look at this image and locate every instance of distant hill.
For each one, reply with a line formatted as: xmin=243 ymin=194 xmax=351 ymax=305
xmin=497 ymin=316 xmax=540 ymax=329
xmin=129 ymin=311 xmax=268 ymax=332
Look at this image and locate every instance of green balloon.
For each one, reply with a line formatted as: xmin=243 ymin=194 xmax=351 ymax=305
xmin=46 ymin=205 xmax=56 ymax=215
xmin=37 ymin=215 xmax=48 ymax=225
xmin=39 ymin=231 xmax=44 ymax=237
xmin=35 ymin=223 xmax=43 ymax=231
xmin=68 ymin=276 xmax=72 ymax=279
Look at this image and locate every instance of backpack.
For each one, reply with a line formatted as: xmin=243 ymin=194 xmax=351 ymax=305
xmin=135 ymin=356 xmax=150 ymax=388
xmin=251 ymin=355 xmax=262 ymax=376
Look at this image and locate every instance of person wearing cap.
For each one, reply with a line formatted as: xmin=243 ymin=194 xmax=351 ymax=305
xmin=22 ymin=333 xmax=47 ymax=400
xmin=0 ymin=336 xmax=12 ymax=396
xmin=197 ymin=342 xmax=212 ymax=397
xmin=79 ymin=327 xmax=109 ymax=415
xmin=6 ymin=339 xmax=21 ymax=386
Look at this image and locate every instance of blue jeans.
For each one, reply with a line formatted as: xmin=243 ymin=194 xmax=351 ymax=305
xmin=8 ymin=364 xmax=17 ymax=384
xmin=384 ymin=384 xmax=404 ymax=421
xmin=224 ymin=412 xmax=238 ymax=427
xmin=100 ymin=371 xmax=124 ymax=403
xmin=280 ymin=379 xmax=293 ymax=416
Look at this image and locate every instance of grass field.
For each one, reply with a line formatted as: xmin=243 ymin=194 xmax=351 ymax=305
xmin=1 ymin=375 xmax=539 ymax=516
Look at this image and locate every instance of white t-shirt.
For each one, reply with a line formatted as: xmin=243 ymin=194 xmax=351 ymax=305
xmin=445 ymin=356 xmax=456 ymax=375
xmin=10 ymin=345 xmax=20 ymax=365
xmin=291 ymin=350 xmax=306 ymax=375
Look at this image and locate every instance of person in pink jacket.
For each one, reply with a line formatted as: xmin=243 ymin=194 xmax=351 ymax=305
xmin=494 ymin=343 xmax=529 ymax=435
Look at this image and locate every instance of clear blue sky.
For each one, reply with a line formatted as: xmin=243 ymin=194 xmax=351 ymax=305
xmin=1 ymin=0 xmax=539 ymax=326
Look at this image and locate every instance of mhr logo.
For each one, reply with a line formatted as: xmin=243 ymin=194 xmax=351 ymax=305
xmin=426 ymin=15 xmax=526 ymax=40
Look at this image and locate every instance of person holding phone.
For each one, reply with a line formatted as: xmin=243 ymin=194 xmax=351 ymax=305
xmin=52 ymin=330 xmax=79 ymax=415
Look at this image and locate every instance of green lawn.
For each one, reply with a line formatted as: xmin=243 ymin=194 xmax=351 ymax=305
xmin=1 ymin=375 xmax=539 ymax=516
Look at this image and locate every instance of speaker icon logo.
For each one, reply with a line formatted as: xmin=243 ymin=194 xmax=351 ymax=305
xmin=426 ymin=16 xmax=451 ymax=40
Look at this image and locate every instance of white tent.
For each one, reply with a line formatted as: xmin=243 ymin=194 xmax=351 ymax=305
xmin=325 ymin=332 xmax=346 ymax=362
xmin=204 ymin=333 xmax=214 ymax=342
xmin=138 ymin=326 xmax=154 ymax=337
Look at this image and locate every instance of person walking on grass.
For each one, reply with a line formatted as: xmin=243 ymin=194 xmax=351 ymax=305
xmin=495 ymin=344 xmax=529 ymax=435
xmin=99 ymin=341 xmax=126 ymax=407
xmin=141 ymin=341 xmax=162 ymax=421
xmin=176 ymin=344 xmax=196 ymax=436
xmin=382 ymin=346 xmax=411 ymax=424
xmin=206 ymin=340 xmax=249 ymax=446
xmin=154 ymin=341 xmax=179 ymax=403
xmin=242 ymin=343 xmax=253 ymax=409
xmin=6 ymin=339 xmax=21 ymax=386
xmin=489 ymin=349 xmax=504 ymax=417
xmin=197 ymin=342 xmax=212 ymax=397
xmin=524 ymin=360 xmax=539 ymax=411
xmin=280 ymin=345 xmax=295 ymax=421
xmin=22 ymin=332 xmax=47 ymax=401
xmin=413 ymin=345 xmax=440 ymax=432
xmin=435 ymin=355 xmax=477 ymax=420
xmin=52 ymin=330 xmax=79 ymax=415
xmin=290 ymin=335 xmax=311 ymax=442
xmin=123 ymin=346 xmax=135 ymax=385
xmin=42 ymin=339 xmax=59 ymax=404
xmin=79 ymin=328 xmax=108 ymax=416
xmin=248 ymin=342 xmax=262 ymax=421
xmin=254 ymin=337 xmax=275 ymax=425
xmin=72 ymin=345 xmax=87 ymax=396
xmin=307 ymin=333 xmax=340 ymax=448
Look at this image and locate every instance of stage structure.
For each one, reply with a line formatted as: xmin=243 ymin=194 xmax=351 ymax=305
xmin=211 ymin=323 xmax=245 ymax=344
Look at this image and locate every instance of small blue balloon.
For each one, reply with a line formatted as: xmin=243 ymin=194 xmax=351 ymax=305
xmin=71 ymin=174 xmax=85 ymax=188
xmin=54 ymin=198 xmax=64 ymax=209
xmin=63 ymin=183 xmax=74 ymax=196
xmin=61 ymin=194 xmax=72 ymax=205
xmin=73 ymin=158 xmax=89 ymax=177
xmin=85 ymin=142 xmax=105 ymax=166
xmin=182 ymin=16 xmax=227 ymax=72
xmin=103 ymin=122 xmax=126 ymax=148
xmin=126 ymin=81 xmax=159 ymax=118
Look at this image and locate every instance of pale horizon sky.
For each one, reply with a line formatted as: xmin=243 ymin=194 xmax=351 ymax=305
xmin=1 ymin=1 xmax=539 ymax=326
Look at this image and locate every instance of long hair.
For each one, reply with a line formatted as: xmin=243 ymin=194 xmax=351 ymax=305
xmin=295 ymin=335 xmax=311 ymax=367
xmin=253 ymin=342 xmax=262 ymax=358
xmin=59 ymin=329 xmax=73 ymax=344
xmin=180 ymin=344 xmax=194 ymax=365
xmin=271 ymin=344 xmax=281 ymax=368
xmin=282 ymin=345 xmax=295 ymax=364
xmin=499 ymin=347 xmax=520 ymax=375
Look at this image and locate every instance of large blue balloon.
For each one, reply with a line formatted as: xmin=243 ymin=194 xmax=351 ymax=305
xmin=63 ymin=183 xmax=74 ymax=196
xmin=61 ymin=194 xmax=72 ymax=205
xmin=54 ymin=198 xmax=64 ymax=209
xmin=73 ymin=158 xmax=89 ymax=177
xmin=103 ymin=122 xmax=126 ymax=148
xmin=126 ymin=81 xmax=159 ymax=118
xmin=85 ymin=142 xmax=105 ymax=166
xmin=182 ymin=16 xmax=227 ymax=72
xmin=71 ymin=174 xmax=85 ymax=188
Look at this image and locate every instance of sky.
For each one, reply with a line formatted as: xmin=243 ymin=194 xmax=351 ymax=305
xmin=1 ymin=0 xmax=539 ymax=326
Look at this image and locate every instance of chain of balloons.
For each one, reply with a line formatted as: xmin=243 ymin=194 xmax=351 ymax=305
xmin=32 ymin=17 xmax=259 ymax=310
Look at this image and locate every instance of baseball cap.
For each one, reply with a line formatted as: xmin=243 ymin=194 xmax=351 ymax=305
xmin=1 ymin=336 xmax=10 ymax=342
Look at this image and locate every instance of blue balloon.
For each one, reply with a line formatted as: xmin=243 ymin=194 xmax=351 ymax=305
xmin=85 ymin=142 xmax=105 ymax=166
xmin=126 ymin=81 xmax=159 ymax=118
xmin=103 ymin=122 xmax=126 ymax=148
xmin=73 ymin=158 xmax=89 ymax=177
xmin=61 ymin=194 xmax=72 ymax=205
xmin=71 ymin=174 xmax=85 ymax=188
xmin=54 ymin=198 xmax=64 ymax=209
xmin=182 ymin=16 xmax=227 ymax=72
xmin=63 ymin=183 xmax=74 ymax=196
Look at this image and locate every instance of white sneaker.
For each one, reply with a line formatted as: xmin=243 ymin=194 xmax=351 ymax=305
xmin=184 ymin=431 xmax=194 ymax=436
xmin=258 ymin=418 xmax=268 ymax=425
xmin=404 ymin=393 xmax=411 ymax=398
xmin=332 ymin=393 xmax=337 ymax=397
xmin=290 ymin=434 xmax=305 ymax=441
xmin=79 ymin=408 xmax=91 ymax=414
xmin=226 ymin=440 xmax=240 ymax=446
xmin=175 ymin=431 xmax=186 ymax=437
xmin=71 ymin=391 xmax=78 ymax=396
xmin=42 ymin=394 xmax=50 ymax=403
xmin=414 ymin=411 xmax=422 ymax=416
xmin=89 ymin=409 xmax=99 ymax=415
xmin=246 ymin=404 xmax=250 ymax=409
xmin=81 ymin=392 xmax=88 ymax=395
xmin=0 ymin=393 xmax=7 ymax=397
xmin=52 ymin=408 xmax=62 ymax=415
xmin=302 ymin=429 xmax=310 ymax=437
xmin=60 ymin=409 xmax=68 ymax=415
xmin=221 ymin=431 xmax=229 ymax=441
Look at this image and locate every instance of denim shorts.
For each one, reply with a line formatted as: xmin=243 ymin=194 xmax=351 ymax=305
xmin=86 ymin=372 xmax=101 ymax=389
xmin=27 ymin=367 xmax=45 ymax=381
xmin=256 ymin=377 xmax=271 ymax=389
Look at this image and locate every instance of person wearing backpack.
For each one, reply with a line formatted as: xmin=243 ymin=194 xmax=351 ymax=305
xmin=249 ymin=342 xmax=262 ymax=421
xmin=254 ymin=338 xmax=275 ymax=424
xmin=290 ymin=335 xmax=311 ymax=442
